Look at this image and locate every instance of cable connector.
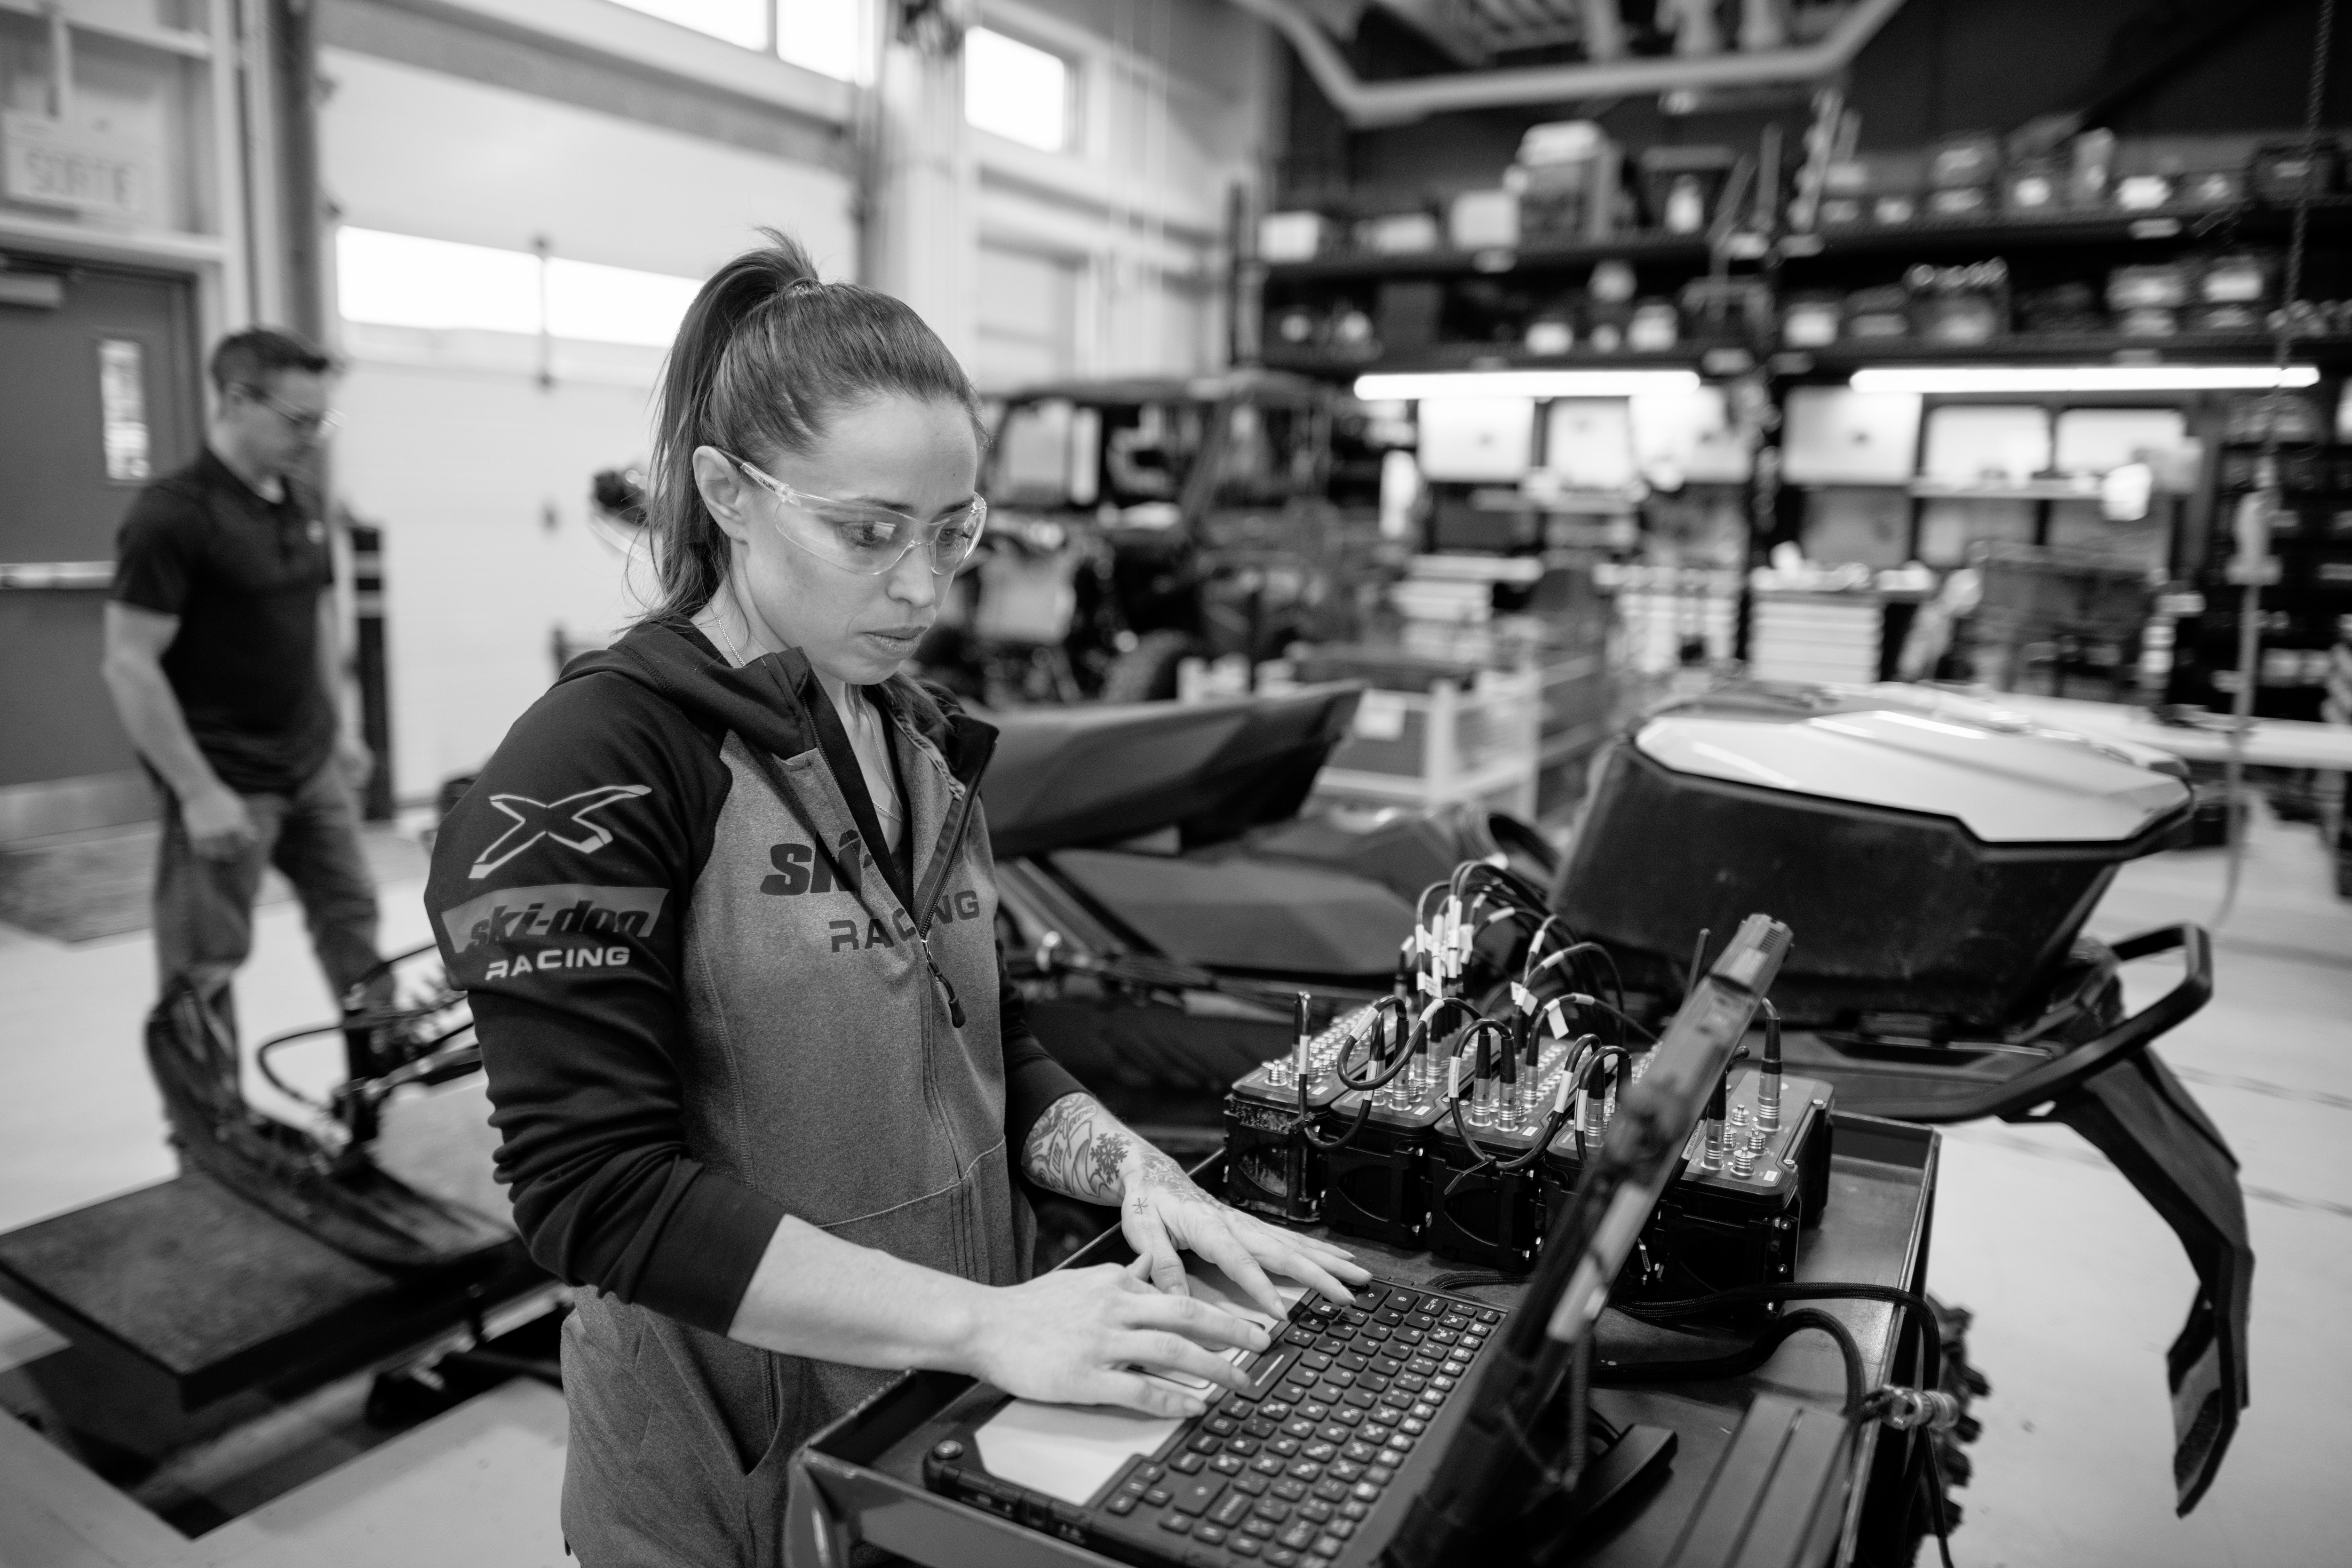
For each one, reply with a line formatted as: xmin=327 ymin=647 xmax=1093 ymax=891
xmin=1867 ymin=1385 xmax=1963 ymax=1433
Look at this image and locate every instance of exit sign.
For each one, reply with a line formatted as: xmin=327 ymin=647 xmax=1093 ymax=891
xmin=2 ymin=112 xmax=155 ymax=222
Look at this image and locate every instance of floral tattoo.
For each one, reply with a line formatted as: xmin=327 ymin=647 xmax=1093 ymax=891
xmin=1022 ymin=1092 xmax=1205 ymax=1209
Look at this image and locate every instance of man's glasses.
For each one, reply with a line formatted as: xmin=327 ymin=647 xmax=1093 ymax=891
xmin=725 ymin=453 xmax=987 ymax=577
xmin=236 ymin=383 xmax=343 ymax=436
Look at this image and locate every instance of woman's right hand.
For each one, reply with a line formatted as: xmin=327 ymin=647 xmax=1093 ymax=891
xmin=964 ymin=1261 xmax=1272 ymax=1418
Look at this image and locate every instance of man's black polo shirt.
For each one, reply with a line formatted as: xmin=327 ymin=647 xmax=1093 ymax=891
xmin=112 ymin=446 xmax=335 ymax=795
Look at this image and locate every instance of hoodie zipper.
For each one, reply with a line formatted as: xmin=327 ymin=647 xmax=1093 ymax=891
xmin=912 ymin=775 xmax=982 ymax=1029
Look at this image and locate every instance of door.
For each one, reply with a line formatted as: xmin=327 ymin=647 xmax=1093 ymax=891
xmin=0 ymin=253 xmax=201 ymax=835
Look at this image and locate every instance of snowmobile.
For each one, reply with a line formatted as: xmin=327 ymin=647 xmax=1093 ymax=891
xmin=978 ymin=680 xmax=2248 ymax=1520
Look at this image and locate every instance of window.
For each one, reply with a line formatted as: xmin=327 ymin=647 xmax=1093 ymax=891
xmin=965 ymin=27 xmax=1070 ymax=152
xmin=336 ymin=229 xmax=542 ymax=335
xmin=604 ymin=0 xmax=770 ymax=50
xmin=545 ymin=257 xmax=702 ymax=347
xmin=337 ymin=227 xmax=702 ymax=348
xmin=776 ymin=0 xmax=863 ymax=81
xmin=602 ymin=0 xmax=866 ymax=80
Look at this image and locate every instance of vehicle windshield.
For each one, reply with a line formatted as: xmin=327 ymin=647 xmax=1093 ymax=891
xmin=991 ymin=397 xmax=1206 ymax=510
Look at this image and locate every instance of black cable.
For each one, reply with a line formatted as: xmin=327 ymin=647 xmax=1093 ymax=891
xmin=1567 ymin=993 xmax=1654 ymax=1047
xmin=1922 ymin=1428 xmax=1959 ymax=1568
xmin=1298 ymin=997 xmax=1419 ymax=1152
xmin=1594 ymin=1306 xmax=1867 ymax=1419
xmin=1619 ymin=1281 xmax=1946 ymax=1389
xmin=1526 ymin=942 xmax=1630 ymax=1050
xmin=1442 ymin=1022 xmax=1511 ymax=1195
xmin=1454 ymin=858 xmax=1549 ymax=915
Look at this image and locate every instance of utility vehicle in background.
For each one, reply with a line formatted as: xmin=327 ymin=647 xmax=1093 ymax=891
xmin=914 ymin=369 xmax=1391 ymax=707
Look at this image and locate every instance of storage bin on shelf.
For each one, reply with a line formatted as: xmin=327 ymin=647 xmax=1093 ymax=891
xmin=1192 ymin=641 xmax=1539 ymax=816
xmin=1748 ymin=589 xmax=1888 ymax=685
xmin=1597 ymin=564 xmax=1742 ymax=675
xmin=1314 ymin=665 xmax=1541 ymax=817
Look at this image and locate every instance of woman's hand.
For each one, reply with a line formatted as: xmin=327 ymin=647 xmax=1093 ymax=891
xmin=1020 ymin=1092 xmax=1374 ymax=1324
xmin=965 ymin=1261 xmax=1272 ymax=1418
xmin=1118 ymin=1146 xmax=1371 ymax=1322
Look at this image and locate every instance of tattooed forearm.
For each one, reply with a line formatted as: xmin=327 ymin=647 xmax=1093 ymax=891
xmin=1022 ymin=1092 xmax=1128 ymax=1202
xmin=1021 ymin=1092 xmax=1206 ymax=1207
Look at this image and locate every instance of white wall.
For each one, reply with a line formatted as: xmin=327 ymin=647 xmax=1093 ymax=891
xmin=317 ymin=47 xmax=854 ymax=802
xmin=316 ymin=0 xmax=1269 ymax=795
xmin=969 ymin=0 xmax=1271 ymax=389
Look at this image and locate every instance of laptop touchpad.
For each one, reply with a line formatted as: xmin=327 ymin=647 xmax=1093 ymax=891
xmin=971 ymin=1263 xmax=1306 ymax=1505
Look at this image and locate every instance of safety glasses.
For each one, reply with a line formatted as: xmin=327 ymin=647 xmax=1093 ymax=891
xmin=726 ymin=453 xmax=988 ymax=577
xmin=236 ymin=383 xmax=343 ymax=436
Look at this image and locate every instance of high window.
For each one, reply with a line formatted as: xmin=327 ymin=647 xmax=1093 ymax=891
xmin=336 ymin=228 xmax=702 ymax=347
xmin=605 ymin=0 xmax=770 ymax=50
xmin=604 ymin=0 xmax=866 ymax=80
xmin=964 ymin=27 xmax=1071 ymax=152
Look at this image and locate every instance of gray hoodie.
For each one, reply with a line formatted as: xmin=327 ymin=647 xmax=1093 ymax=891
xmin=427 ymin=620 xmax=1079 ymax=1565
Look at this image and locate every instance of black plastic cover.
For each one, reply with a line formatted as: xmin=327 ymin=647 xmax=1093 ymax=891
xmin=979 ymin=686 xmax=1362 ymax=860
xmin=1049 ymin=845 xmax=1412 ymax=981
xmin=1557 ymin=740 xmax=2181 ymax=1032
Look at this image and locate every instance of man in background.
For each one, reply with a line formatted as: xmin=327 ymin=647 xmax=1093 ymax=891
xmin=101 ymin=328 xmax=384 ymax=1035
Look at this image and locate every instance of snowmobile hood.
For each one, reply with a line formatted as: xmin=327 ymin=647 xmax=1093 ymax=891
xmin=982 ymin=685 xmax=1363 ymax=860
xmin=1637 ymin=685 xmax=2191 ymax=845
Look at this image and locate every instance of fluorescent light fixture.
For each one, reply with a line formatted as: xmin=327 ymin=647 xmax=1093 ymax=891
xmin=1354 ymin=369 xmax=1702 ymax=400
xmin=1850 ymin=364 xmax=2320 ymax=395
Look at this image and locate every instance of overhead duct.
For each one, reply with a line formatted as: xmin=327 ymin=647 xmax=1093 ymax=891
xmin=1227 ymin=0 xmax=1911 ymax=127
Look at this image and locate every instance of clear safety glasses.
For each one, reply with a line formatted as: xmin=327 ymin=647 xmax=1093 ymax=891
xmin=726 ymin=453 xmax=988 ymax=577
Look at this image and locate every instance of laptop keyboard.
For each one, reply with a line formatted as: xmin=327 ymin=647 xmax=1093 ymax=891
xmin=933 ymin=1280 xmax=1502 ymax=1567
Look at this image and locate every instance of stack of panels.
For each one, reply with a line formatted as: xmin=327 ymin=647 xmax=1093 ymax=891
xmin=1747 ymin=594 xmax=1883 ymax=685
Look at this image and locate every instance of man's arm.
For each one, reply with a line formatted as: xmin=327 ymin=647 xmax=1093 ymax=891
xmin=1022 ymin=1090 xmax=1367 ymax=1318
xmin=101 ymin=603 xmax=254 ymax=859
xmin=317 ymin=590 xmax=370 ymax=787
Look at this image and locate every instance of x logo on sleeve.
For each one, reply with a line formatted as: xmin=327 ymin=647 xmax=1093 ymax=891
xmin=469 ymin=785 xmax=652 ymax=878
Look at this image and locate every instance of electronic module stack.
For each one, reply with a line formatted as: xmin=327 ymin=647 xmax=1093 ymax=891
xmin=1222 ymin=858 xmax=1834 ymax=1301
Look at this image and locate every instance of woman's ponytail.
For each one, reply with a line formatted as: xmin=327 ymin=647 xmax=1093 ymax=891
xmin=641 ymin=231 xmax=981 ymax=741
xmin=644 ymin=235 xmax=818 ymax=631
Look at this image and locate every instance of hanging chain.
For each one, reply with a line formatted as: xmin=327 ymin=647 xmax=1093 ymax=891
xmin=2222 ymin=0 xmax=2339 ymax=922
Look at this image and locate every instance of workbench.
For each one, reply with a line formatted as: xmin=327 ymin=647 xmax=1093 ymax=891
xmin=788 ymin=1113 xmax=1941 ymax=1568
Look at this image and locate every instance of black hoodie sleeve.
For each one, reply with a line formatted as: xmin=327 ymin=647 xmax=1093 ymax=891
xmin=1000 ymin=963 xmax=1085 ymax=1158
xmin=426 ymin=670 xmax=783 ymax=1334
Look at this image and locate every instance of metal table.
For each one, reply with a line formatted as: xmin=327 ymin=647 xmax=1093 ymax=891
xmin=790 ymin=1112 xmax=1940 ymax=1568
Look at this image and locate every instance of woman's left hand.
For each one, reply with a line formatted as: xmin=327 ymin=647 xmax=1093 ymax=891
xmin=1118 ymin=1148 xmax=1370 ymax=1321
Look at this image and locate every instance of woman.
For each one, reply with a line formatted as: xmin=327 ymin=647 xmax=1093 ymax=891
xmin=425 ymin=234 xmax=1364 ymax=1565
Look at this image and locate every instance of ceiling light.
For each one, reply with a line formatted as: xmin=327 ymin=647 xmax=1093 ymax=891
xmin=1848 ymin=365 xmax=2321 ymax=395
xmin=1354 ymin=369 xmax=1703 ymax=401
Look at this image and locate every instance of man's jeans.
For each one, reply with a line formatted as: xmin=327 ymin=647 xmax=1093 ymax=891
xmin=154 ymin=760 xmax=383 ymax=1036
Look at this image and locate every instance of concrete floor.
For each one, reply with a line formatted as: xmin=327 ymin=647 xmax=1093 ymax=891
xmin=1 ymin=811 xmax=2348 ymax=1564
